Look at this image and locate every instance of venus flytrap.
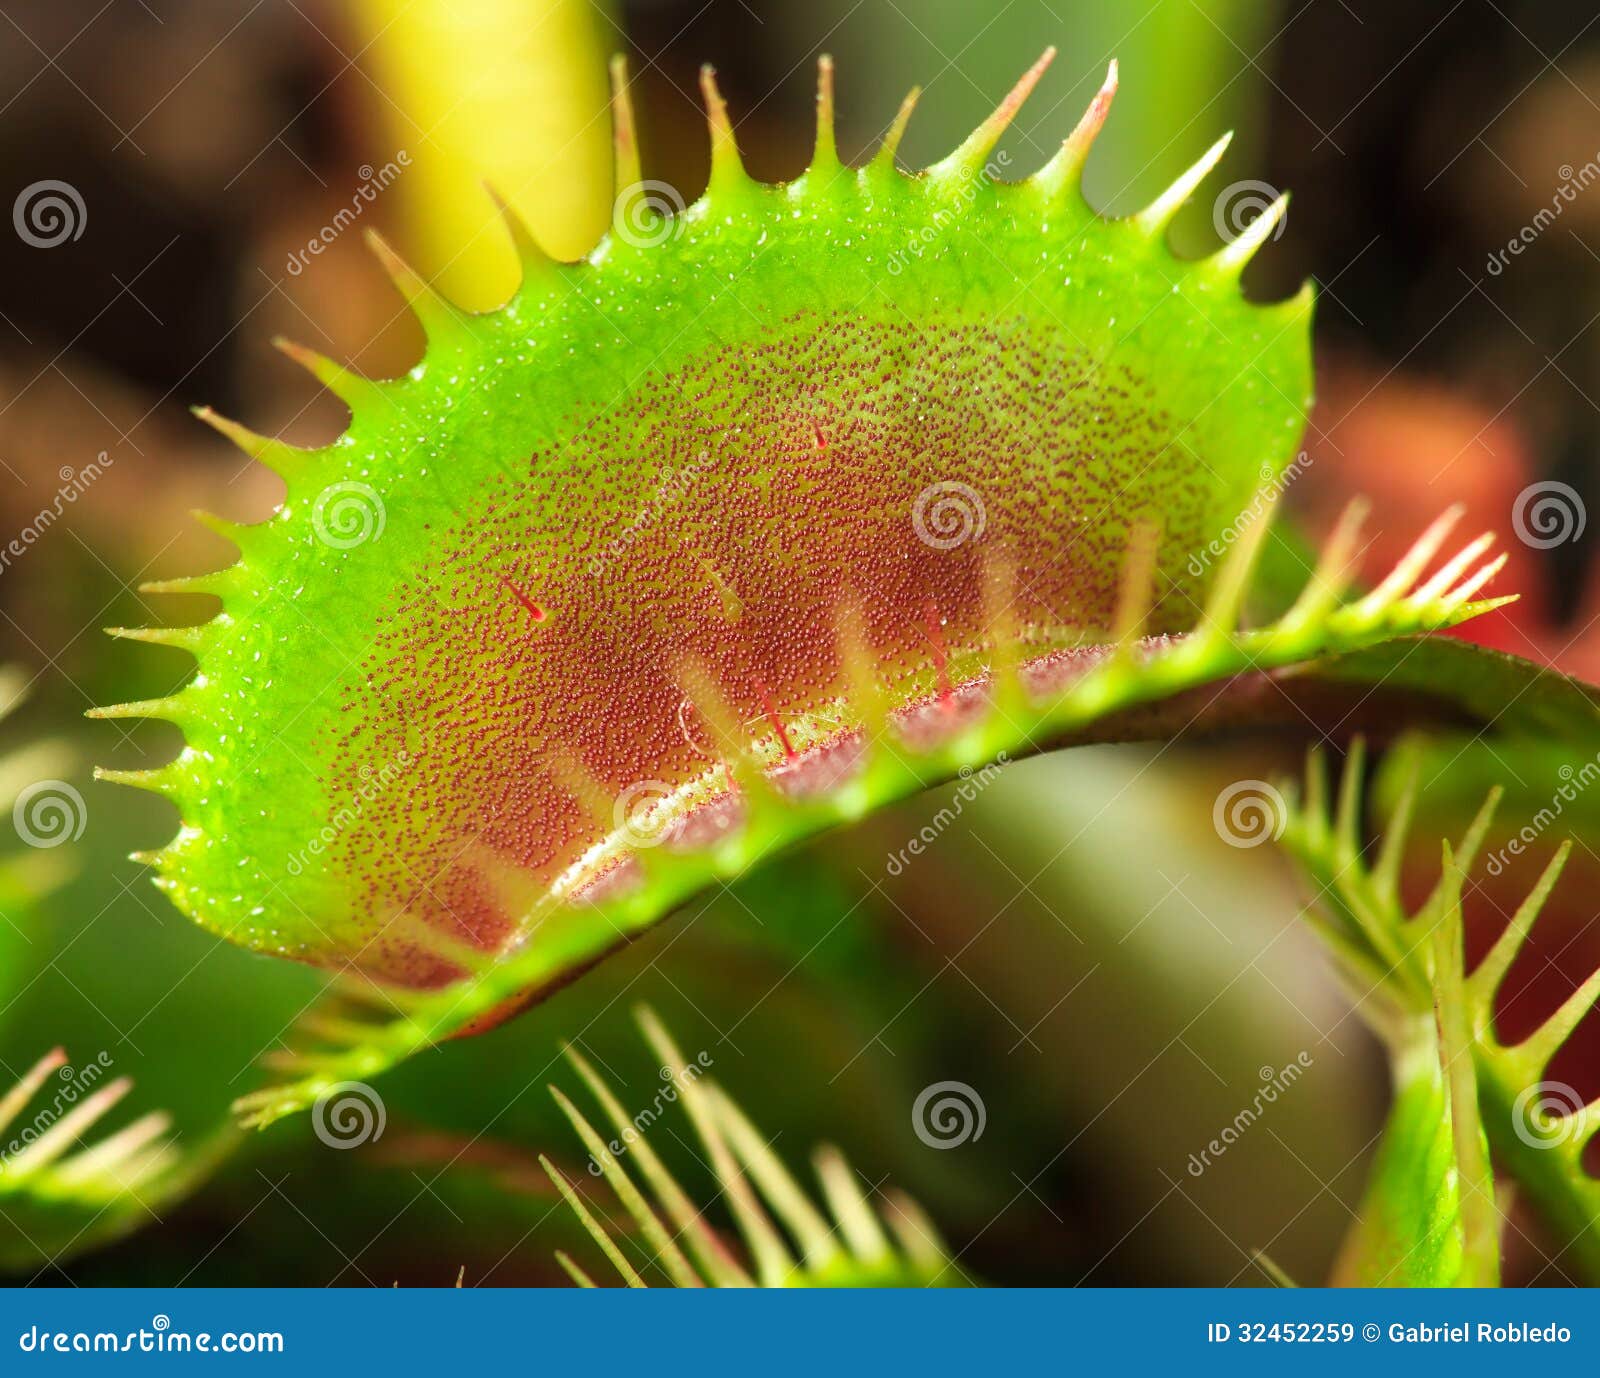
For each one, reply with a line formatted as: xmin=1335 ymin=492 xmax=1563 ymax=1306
xmin=84 ymin=49 xmax=1525 ymax=1132
xmin=1283 ymin=746 xmax=1600 ymax=1284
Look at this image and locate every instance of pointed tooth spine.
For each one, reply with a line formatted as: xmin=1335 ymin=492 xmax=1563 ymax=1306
xmin=1111 ymin=520 xmax=1160 ymax=662
xmin=0 ymin=1049 xmax=68 ymax=1137
xmin=1372 ymin=747 xmax=1420 ymax=903
xmin=1441 ymin=552 xmax=1509 ymax=610
xmin=365 ymin=229 xmax=467 ymax=339
xmin=191 ymin=406 xmax=309 ymax=477
xmin=700 ymin=66 xmax=747 ymax=196
xmin=638 ymin=1005 xmax=795 ymax=1286
xmin=1279 ymin=496 xmax=1368 ymax=633
xmin=1134 ymin=131 xmax=1233 ymax=236
xmin=812 ymin=54 xmax=840 ymax=174
xmin=1352 ymin=504 xmax=1465 ymax=619
xmin=607 ymin=53 xmax=656 ymax=247
xmin=190 ymin=508 xmax=249 ymax=550
xmin=86 ymin=696 xmax=188 ymax=724
xmin=140 ymin=572 xmax=230 ymax=597
xmin=561 ymin=1041 xmax=750 ymax=1286
xmin=1413 ymin=532 xmax=1496 ymax=603
xmin=868 ymin=86 xmax=921 ymax=178
xmin=1463 ymin=839 xmax=1577 ymax=1043
xmin=105 ymin=624 xmax=209 ymax=654
xmin=813 ymin=1145 xmax=893 ymax=1265
xmin=1196 ymin=486 xmax=1277 ymax=641
xmin=1032 ymin=60 xmax=1117 ymax=205
xmin=6 ymin=1076 xmax=134 ymax=1177
xmin=1509 ymin=962 xmax=1600 ymax=1079
xmin=482 ymin=183 xmax=558 ymax=296
xmin=610 ymin=53 xmax=643 ymax=192
xmin=548 ymin=1083 xmax=703 ymax=1288
xmin=93 ymin=765 xmax=185 ymax=797
xmin=272 ymin=336 xmax=384 ymax=411
xmin=930 ymin=47 xmax=1054 ymax=186
xmin=1211 ymin=190 xmax=1291 ymax=275
xmin=539 ymin=1154 xmax=648 ymax=1288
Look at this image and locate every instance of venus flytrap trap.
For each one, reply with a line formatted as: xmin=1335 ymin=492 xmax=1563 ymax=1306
xmin=83 ymin=48 xmax=1522 ymax=1134
xmin=1281 ymin=745 xmax=1600 ymax=1284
